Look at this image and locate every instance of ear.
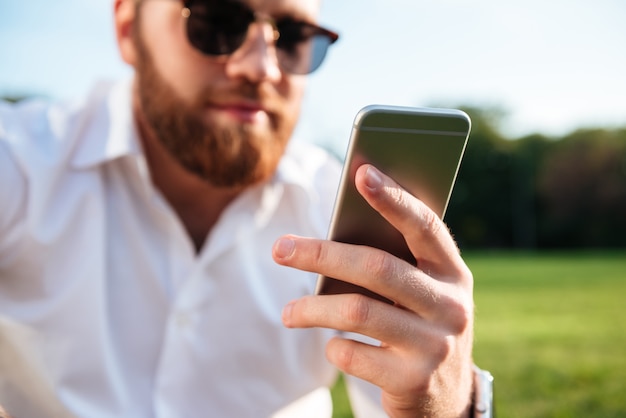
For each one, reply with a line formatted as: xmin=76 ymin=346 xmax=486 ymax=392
xmin=114 ymin=0 xmax=139 ymax=67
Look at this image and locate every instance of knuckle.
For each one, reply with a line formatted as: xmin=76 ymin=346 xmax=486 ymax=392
xmin=458 ymin=263 xmax=474 ymax=288
xmin=387 ymin=183 xmax=407 ymax=206
xmin=311 ymin=240 xmax=328 ymax=266
xmin=448 ymin=298 xmax=473 ymax=335
xmin=328 ymin=340 xmax=357 ymax=371
xmin=440 ymin=290 xmax=474 ymax=335
xmin=419 ymin=205 xmax=442 ymax=236
xmin=430 ymin=334 xmax=454 ymax=366
xmin=449 ymin=282 xmax=475 ymax=335
xmin=341 ymin=294 xmax=372 ymax=327
xmin=364 ymin=250 xmax=395 ymax=284
xmin=399 ymin=361 xmax=433 ymax=396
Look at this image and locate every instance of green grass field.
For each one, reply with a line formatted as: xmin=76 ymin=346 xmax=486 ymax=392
xmin=331 ymin=251 xmax=626 ymax=417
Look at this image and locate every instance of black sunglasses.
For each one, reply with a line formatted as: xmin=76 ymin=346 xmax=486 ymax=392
xmin=180 ymin=0 xmax=339 ymax=75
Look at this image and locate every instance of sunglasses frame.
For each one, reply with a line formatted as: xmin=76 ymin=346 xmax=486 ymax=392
xmin=180 ymin=0 xmax=339 ymax=74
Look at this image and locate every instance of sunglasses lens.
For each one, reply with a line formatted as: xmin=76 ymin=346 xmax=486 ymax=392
xmin=276 ymin=36 xmax=332 ymax=75
xmin=186 ymin=0 xmax=253 ymax=55
xmin=276 ymin=21 xmax=334 ymax=74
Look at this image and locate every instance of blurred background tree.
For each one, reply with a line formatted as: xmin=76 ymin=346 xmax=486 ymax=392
xmin=445 ymin=107 xmax=626 ymax=250
xmin=536 ymin=128 xmax=626 ymax=248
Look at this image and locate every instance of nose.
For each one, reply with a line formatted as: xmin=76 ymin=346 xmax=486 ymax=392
xmin=225 ymin=22 xmax=283 ymax=83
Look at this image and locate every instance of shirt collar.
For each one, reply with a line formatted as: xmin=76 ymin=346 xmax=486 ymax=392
xmin=274 ymin=140 xmax=326 ymax=195
xmin=71 ymin=79 xmax=142 ymax=169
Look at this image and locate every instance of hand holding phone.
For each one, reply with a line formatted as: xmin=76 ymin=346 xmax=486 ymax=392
xmin=315 ymin=105 xmax=471 ymax=303
xmin=273 ymin=105 xmax=475 ymax=417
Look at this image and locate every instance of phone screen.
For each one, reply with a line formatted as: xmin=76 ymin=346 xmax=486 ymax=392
xmin=315 ymin=105 xmax=471 ymax=303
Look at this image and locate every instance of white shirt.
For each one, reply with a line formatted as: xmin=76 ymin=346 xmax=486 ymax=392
xmin=0 ymin=81 xmax=383 ymax=418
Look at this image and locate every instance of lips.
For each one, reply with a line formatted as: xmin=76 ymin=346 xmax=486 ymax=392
xmin=208 ymin=101 xmax=272 ymax=124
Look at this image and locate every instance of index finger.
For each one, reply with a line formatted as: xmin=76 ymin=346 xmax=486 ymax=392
xmin=273 ymin=235 xmax=449 ymax=316
xmin=355 ymin=164 xmax=468 ymax=282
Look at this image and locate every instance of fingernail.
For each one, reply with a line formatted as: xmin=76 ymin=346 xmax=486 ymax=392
xmin=274 ymin=237 xmax=295 ymax=259
xmin=282 ymin=301 xmax=295 ymax=327
xmin=365 ymin=166 xmax=383 ymax=190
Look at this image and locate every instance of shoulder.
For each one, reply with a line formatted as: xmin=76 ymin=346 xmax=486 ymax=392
xmin=0 ymin=80 xmax=132 ymax=171
xmin=0 ymin=93 xmax=88 ymax=159
xmin=0 ymin=81 xmax=133 ymax=253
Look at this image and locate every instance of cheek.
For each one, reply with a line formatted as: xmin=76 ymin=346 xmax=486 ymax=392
xmin=139 ymin=7 xmax=215 ymax=102
xmin=281 ymin=77 xmax=307 ymax=120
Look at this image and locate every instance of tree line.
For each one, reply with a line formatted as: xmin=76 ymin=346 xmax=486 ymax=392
xmin=445 ymin=107 xmax=626 ymax=250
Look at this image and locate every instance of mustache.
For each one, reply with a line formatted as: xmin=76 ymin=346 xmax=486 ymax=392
xmin=193 ymin=80 xmax=277 ymax=110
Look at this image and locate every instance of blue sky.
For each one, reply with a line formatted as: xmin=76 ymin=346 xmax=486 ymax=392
xmin=1 ymin=0 xmax=625 ymax=153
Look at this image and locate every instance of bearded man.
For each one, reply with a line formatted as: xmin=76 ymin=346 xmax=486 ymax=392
xmin=0 ymin=0 xmax=490 ymax=416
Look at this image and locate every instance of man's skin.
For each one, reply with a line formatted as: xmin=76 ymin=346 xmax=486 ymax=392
xmin=0 ymin=405 xmax=9 ymax=418
xmin=112 ymin=0 xmax=476 ymax=416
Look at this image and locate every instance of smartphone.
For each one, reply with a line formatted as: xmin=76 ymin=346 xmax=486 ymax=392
xmin=315 ymin=105 xmax=471 ymax=303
